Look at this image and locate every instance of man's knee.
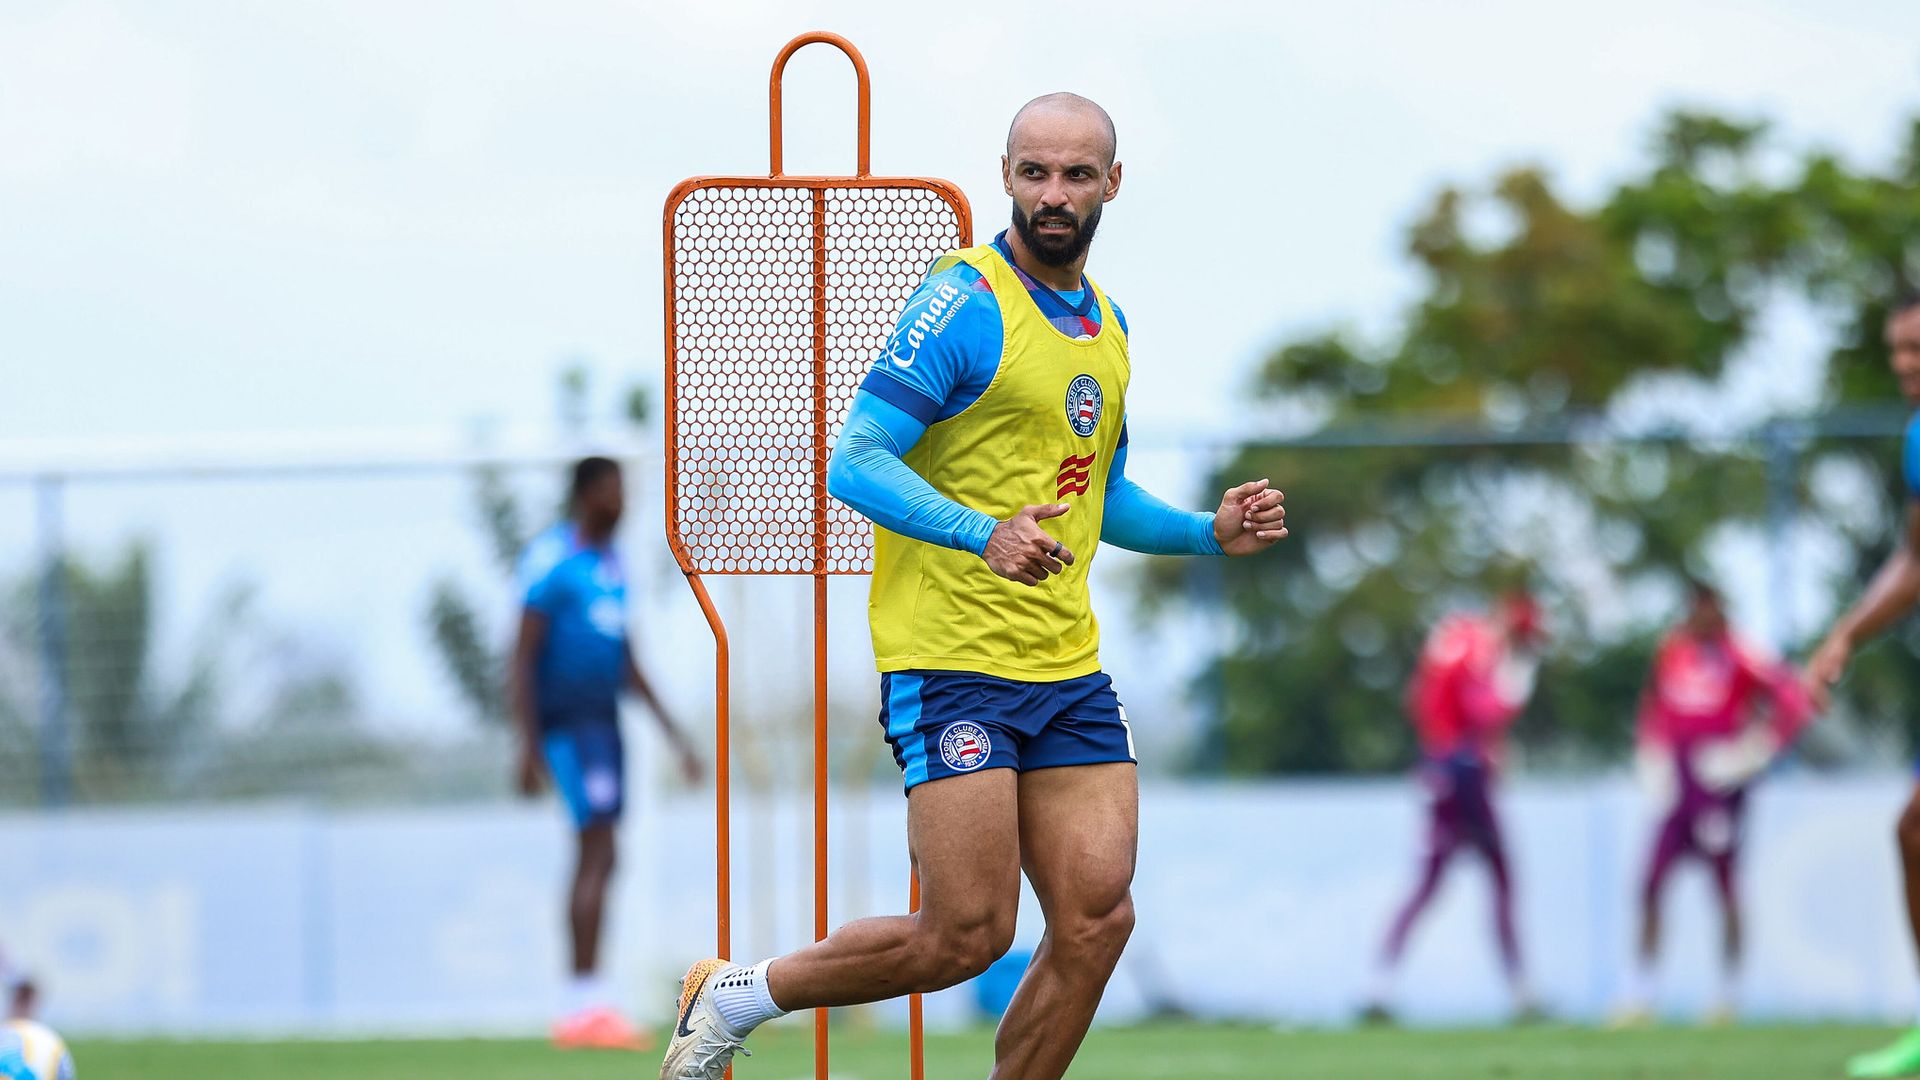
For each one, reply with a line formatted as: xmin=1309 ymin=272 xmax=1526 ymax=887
xmin=917 ymin=909 xmax=1017 ymax=985
xmin=1056 ymin=891 xmax=1136 ymax=965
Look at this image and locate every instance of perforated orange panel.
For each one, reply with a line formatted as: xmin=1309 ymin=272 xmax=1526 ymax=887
xmin=665 ymin=180 xmax=970 ymax=575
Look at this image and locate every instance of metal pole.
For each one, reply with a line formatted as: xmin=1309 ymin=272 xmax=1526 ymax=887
xmin=809 ymin=184 xmax=832 ymax=1080
xmin=35 ymin=474 xmax=71 ymax=807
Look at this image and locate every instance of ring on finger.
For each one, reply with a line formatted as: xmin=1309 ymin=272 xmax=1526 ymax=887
xmin=1048 ymin=541 xmax=1064 ymax=559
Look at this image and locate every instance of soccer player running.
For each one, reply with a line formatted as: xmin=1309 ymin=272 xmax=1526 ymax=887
xmin=1617 ymin=579 xmax=1811 ymax=1025
xmin=1806 ymin=292 xmax=1920 ymax=1080
xmin=1364 ymin=593 xmax=1544 ymax=1023
xmin=510 ymin=455 xmax=703 ymax=1051
xmin=656 ymin=94 xmax=1287 ymax=1080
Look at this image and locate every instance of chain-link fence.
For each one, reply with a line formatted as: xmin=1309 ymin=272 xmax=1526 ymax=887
xmin=2 ymin=414 xmax=1914 ymax=807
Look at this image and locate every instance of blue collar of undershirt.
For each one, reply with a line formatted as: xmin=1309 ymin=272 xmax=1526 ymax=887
xmin=994 ymin=231 xmax=1095 ymax=320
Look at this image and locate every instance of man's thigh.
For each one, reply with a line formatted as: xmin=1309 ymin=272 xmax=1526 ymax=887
xmin=1016 ymin=762 xmax=1140 ymax=918
xmin=908 ymin=768 xmax=1024 ymax=930
xmin=881 ymin=671 xmax=1042 ymax=792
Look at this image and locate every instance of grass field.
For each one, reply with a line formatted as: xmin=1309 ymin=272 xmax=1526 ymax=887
xmin=71 ymin=1022 xmax=1902 ymax=1079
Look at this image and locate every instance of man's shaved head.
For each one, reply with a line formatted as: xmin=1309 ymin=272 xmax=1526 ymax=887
xmin=1007 ymin=92 xmax=1117 ymax=166
xmin=1000 ymin=92 xmax=1122 ymax=276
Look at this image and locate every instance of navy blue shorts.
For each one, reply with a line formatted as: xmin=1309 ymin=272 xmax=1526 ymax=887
xmin=542 ymin=722 xmax=625 ymax=829
xmin=878 ymin=670 xmax=1135 ymax=793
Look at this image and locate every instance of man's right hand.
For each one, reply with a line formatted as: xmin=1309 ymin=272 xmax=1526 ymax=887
xmin=984 ymin=503 xmax=1075 ymax=586
xmin=515 ymin=743 xmax=546 ymax=797
xmin=1804 ymin=633 xmax=1851 ymax=712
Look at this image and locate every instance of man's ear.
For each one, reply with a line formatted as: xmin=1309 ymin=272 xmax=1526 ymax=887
xmin=1002 ymin=154 xmax=1014 ymax=197
xmin=1105 ymin=161 xmax=1123 ymax=202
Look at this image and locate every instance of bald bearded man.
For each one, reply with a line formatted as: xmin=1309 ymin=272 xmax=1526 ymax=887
xmin=657 ymin=93 xmax=1289 ymax=1080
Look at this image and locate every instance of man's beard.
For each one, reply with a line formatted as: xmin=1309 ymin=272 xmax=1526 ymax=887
xmin=1011 ymin=201 xmax=1101 ymax=268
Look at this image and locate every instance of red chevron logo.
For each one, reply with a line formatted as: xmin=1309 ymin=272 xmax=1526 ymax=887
xmin=1056 ymin=452 xmax=1096 ymax=499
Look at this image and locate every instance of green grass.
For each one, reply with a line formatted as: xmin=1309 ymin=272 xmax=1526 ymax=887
xmin=71 ymin=1022 xmax=1901 ymax=1079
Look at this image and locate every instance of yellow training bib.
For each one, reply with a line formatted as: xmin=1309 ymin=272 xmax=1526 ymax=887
xmin=868 ymin=244 xmax=1129 ymax=681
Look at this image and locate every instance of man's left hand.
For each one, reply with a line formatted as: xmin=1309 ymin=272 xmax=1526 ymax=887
xmin=1213 ymin=479 xmax=1287 ymax=556
xmin=665 ymin=725 xmax=704 ymax=784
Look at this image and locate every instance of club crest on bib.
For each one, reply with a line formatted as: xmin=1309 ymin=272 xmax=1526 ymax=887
xmin=1065 ymin=374 xmax=1103 ymax=437
xmin=938 ymin=721 xmax=992 ymax=772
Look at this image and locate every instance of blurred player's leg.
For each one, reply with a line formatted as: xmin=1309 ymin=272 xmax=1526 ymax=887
xmin=1368 ymin=844 xmax=1450 ymax=1020
xmin=1696 ymin=789 xmax=1747 ymax=1025
xmin=570 ymin=822 xmax=616 ymax=984
xmin=1622 ymin=810 xmax=1686 ymax=1025
xmin=1482 ymin=839 xmax=1531 ymax=1016
xmin=1366 ymin=770 xmax=1458 ymax=1020
xmin=990 ymin=762 xmax=1138 ymax=1080
xmin=1849 ymin=784 xmax=1920 ymax=1078
xmin=1706 ymin=845 xmax=1742 ymax=1025
xmin=1465 ymin=778 xmax=1534 ymax=1020
xmin=546 ymin=726 xmax=647 ymax=1051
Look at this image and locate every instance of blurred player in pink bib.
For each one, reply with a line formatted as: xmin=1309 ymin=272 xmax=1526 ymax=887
xmin=1365 ymin=591 xmax=1545 ymax=1023
xmin=1618 ymin=579 xmax=1811 ymax=1025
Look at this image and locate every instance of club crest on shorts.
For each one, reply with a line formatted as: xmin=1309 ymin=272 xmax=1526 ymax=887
xmin=1065 ymin=374 xmax=1103 ymax=438
xmin=938 ymin=721 xmax=992 ymax=772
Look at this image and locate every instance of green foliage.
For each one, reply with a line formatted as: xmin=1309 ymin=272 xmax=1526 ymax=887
xmin=1147 ymin=107 xmax=1920 ymax=774
xmin=474 ymin=465 xmax=528 ymax=573
xmin=624 ymin=382 xmax=652 ymax=428
xmin=426 ymin=575 xmax=507 ymax=728
xmin=0 ymin=540 xmax=375 ymax=805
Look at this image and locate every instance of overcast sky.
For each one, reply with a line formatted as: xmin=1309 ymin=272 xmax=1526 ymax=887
xmin=2 ymin=1 xmax=1918 ymax=742
xmin=4 ymin=0 xmax=1918 ymax=449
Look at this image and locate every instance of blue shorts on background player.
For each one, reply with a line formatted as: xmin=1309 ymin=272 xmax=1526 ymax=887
xmin=508 ymin=455 xmax=703 ymax=1051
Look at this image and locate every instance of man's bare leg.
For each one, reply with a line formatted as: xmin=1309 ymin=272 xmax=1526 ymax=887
xmin=1900 ymin=787 xmax=1920 ymax=976
xmin=1709 ymin=852 xmax=1743 ymax=1018
xmin=990 ymin=763 xmax=1139 ymax=1080
xmin=766 ymin=768 xmax=1023 ymax=1009
xmin=1843 ymin=783 xmax=1920 ymax=1078
xmin=571 ymin=822 xmax=616 ymax=977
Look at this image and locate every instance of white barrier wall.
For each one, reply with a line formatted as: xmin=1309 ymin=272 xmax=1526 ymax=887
xmin=0 ymin=775 xmax=1912 ymax=1036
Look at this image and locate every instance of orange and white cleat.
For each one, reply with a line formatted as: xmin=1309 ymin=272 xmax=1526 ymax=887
xmin=658 ymin=959 xmax=752 ymax=1080
xmin=552 ymin=1005 xmax=652 ymax=1051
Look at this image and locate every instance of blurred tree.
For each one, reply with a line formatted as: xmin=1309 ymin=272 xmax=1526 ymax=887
xmin=1146 ymin=108 xmax=1920 ymax=774
xmin=0 ymin=542 xmax=371 ymax=804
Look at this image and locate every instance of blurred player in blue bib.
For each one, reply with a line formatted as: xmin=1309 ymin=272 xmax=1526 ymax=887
xmin=510 ymin=455 xmax=701 ymax=1051
xmin=1806 ymin=293 xmax=1920 ymax=1079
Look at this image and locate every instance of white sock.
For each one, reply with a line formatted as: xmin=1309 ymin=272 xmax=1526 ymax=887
xmin=567 ymin=972 xmax=613 ymax=1014
xmin=710 ymin=959 xmax=786 ymax=1037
